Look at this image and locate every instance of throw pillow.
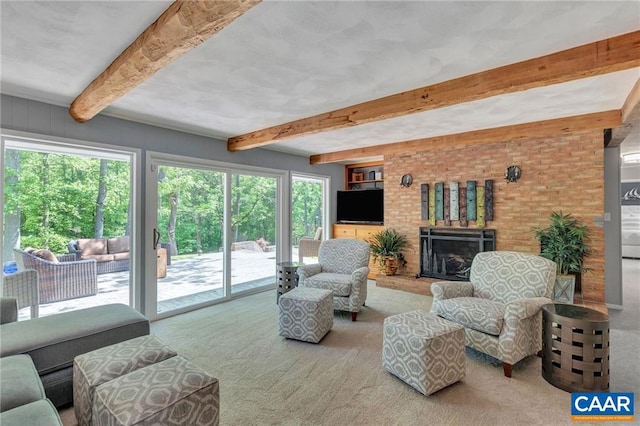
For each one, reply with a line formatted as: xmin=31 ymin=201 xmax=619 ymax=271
xmin=33 ymin=249 xmax=59 ymax=263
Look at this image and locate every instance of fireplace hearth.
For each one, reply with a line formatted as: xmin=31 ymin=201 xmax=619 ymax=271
xmin=419 ymin=227 xmax=495 ymax=281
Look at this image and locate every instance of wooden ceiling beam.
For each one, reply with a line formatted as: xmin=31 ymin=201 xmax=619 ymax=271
xmin=69 ymin=0 xmax=261 ymax=123
xmin=228 ymin=30 xmax=640 ymax=152
xmin=310 ymin=110 xmax=622 ymax=164
xmin=608 ymin=77 xmax=640 ymax=148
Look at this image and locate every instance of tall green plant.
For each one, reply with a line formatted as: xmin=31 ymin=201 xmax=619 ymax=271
xmin=533 ymin=211 xmax=590 ymax=275
xmin=369 ymin=228 xmax=411 ymax=268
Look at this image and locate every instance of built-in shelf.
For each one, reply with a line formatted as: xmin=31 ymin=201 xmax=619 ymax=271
xmin=345 ymin=161 xmax=384 ymax=190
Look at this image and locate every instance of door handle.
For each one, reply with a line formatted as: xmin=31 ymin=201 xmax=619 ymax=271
xmin=153 ymin=229 xmax=160 ymax=250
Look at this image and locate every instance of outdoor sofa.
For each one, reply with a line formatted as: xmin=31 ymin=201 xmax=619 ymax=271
xmin=68 ymin=236 xmax=130 ymax=274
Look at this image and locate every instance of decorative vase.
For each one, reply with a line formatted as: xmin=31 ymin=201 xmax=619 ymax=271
xmin=382 ymin=257 xmax=399 ymax=276
xmin=553 ymin=274 xmax=576 ymax=304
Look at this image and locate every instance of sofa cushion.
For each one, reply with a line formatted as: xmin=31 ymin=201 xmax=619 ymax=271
xmin=107 ymin=236 xmax=129 ymax=254
xmin=436 ymin=297 xmax=505 ymax=336
xmin=0 ymin=399 xmax=62 ymax=425
xmin=32 ymin=249 xmax=58 ymax=263
xmin=304 ymin=272 xmax=352 ymax=297
xmin=78 ymin=238 xmax=107 ymax=256
xmin=0 ymin=355 xmax=46 ymax=412
xmin=82 ymin=254 xmax=115 ymax=263
xmin=112 ymin=252 xmax=130 ymax=261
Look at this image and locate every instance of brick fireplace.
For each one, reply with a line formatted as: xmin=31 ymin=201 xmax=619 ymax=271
xmin=380 ymin=129 xmax=605 ymax=304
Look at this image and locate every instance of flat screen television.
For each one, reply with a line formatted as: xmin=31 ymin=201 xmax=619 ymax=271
xmin=336 ymin=189 xmax=384 ymax=224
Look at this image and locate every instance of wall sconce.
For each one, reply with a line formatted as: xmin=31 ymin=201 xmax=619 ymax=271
xmin=504 ymin=165 xmax=521 ymax=183
xmin=400 ymin=174 xmax=413 ymax=187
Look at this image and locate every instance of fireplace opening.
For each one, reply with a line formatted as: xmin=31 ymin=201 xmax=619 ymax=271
xmin=419 ymin=227 xmax=495 ymax=281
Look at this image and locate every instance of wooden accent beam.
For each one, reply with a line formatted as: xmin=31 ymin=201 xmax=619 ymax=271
xmin=228 ymin=30 xmax=640 ymax=152
xmin=608 ymin=78 xmax=640 ymax=147
xmin=70 ymin=0 xmax=261 ymax=123
xmin=310 ymin=110 xmax=621 ymax=164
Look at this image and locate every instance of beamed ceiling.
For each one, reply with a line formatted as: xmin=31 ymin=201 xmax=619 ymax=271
xmin=1 ymin=1 xmax=639 ymax=163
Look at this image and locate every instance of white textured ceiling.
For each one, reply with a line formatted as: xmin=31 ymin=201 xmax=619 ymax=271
xmin=1 ymin=1 xmax=639 ymax=162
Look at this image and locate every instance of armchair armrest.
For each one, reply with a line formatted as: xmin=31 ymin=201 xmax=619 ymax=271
xmin=297 ymin=264 xmax=322 ymax=285
xmin=0 ymin=297 xmax=18 ymax=324
xmin=505 ymin=297 xmax=552 ymax=320
xmin=57 ymin=253 xmax=79 ymax=262
xmin=430 ymin=281 xmax=473 ymax=301
xmin=2 ymin=269 xmax=39 ymax=318
xmin=350 ymin=266 xmax=369 ymax=286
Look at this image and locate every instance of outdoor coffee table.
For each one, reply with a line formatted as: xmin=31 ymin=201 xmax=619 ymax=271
xmin=276 ymin=262 xmax=304 ymax=303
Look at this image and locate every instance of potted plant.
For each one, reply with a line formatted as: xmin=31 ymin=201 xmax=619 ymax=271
xmin=369 ymin=228 xmax=411 ymax=276
xmin=533 ymin=212 xmax=591 ymax=301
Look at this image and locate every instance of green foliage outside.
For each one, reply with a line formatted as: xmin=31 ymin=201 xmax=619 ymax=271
xmin=4 ymin=149 xmax=324 ymax=259
xmin=3 ymin=150 xmax=130 ymax=254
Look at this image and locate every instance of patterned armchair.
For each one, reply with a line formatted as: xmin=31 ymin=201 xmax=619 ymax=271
xmin=2 ymin=269 xmax=39 ymax=318
xmin=430 ymin=251 xmax=556 ymax=377
xmin=14 ymin=248 xmax=98 ymax=304
xmin=297 ymin=238 xmax=370 ymax=321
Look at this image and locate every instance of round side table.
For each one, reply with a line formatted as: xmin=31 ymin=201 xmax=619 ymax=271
xmin=276 ymin=262 xmax=304 ymax=304
xmin=542 ymin=303 xmax=609 ymax=392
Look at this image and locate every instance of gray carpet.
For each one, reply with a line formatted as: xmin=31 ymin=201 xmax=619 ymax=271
xmin=59 ymin=261 xmax=639 ymax=425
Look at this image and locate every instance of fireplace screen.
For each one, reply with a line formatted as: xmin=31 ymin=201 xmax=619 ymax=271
xmin=419 ymin=227 xmax=495 ymax=281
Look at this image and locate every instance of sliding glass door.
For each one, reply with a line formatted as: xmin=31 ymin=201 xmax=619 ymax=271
xmin=155 ymin=164 xmax=226 ymax=314
xmin=291 ymin=174 xmax=328 ymax=265
xmin=146 ymin=153 xmax=286 ymax=318
xmin=229 ymin=173 xmax=278 ymax=294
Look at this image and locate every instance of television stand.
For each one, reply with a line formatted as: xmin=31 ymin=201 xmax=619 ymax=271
xmin=332 ymin=223 xmax=383 ymax=278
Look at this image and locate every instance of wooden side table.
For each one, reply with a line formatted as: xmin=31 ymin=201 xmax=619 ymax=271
xmin=276 ymin=262 xmax=304 ymax=303
xmin=542 ymin=303 xmax=609 ymax=392
xmin=157 ymin=248 xmax=167 ymax=279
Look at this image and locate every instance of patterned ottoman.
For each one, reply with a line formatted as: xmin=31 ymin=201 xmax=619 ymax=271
xmin=92 ymin=356 xmax=219 ymax=426
xmin=279 ymin=287 xmax=333 ymax=343
xmin=73 ymin=335 xmax=177 ymax=426
xmin=383 ymin=310 xmax=465 ymax=396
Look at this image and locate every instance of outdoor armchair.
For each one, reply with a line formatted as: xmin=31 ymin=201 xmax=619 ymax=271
xmin=14 ymin=249 xmax=98 ymax=304
xmin=298 ymin=227 xmax=322 ymax=263
xmin=430 ymin=251 xmax=556 ymax=377
xmin=297 ymin=238 xmax=370 ymax=321
xmin=2 ymin=269 xmax=39 ymax=318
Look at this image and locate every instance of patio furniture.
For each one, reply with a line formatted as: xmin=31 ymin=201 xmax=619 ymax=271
xmin=0 ymin=300 xmax=150 ymax=408
xmin=297 ymin=238 xmax=370 ymax=321
xmin=383 ymin=310 xmax=466 ymax=396
xmin=2 ymin=269 xmax=39 ymax=318
xmin=68 ymin=237 xmax=130 ymax=275
xmin=14 ymin=248 xmax=98 ymax=304
xmin=430 ymin=251 xmax=556 ymax=377
xmin=298 ymin=227 xmax=322 ymax=262
xmin=279 ymin=287 xmax=333 ymax=343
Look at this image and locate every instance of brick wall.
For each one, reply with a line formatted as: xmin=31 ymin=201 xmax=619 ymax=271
xmin=384 ymin=130 xmax=605 ymax=303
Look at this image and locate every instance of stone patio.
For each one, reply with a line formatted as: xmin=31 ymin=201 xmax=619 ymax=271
xmin=17 ymin=248 xmax=317 ymax=319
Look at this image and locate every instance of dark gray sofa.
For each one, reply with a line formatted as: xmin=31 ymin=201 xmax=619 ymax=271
xmin=0 ymin=298 xmax=149 ymax=408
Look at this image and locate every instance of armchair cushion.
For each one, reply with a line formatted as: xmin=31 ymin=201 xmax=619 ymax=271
xmin=435 ymin=297 xmax=505 ymax=336
xmin=32 ymin=249 xmax=58 ymax=263
xmin=303 ymin=273 xmax=352 ymax=297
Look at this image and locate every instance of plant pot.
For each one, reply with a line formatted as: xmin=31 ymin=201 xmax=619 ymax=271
xmin=381 ymin=257 xmax=399 ymax=276
xmin=553 ymin=274 xmax=576 ymax=304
